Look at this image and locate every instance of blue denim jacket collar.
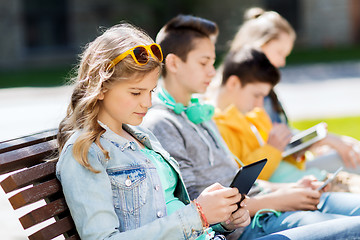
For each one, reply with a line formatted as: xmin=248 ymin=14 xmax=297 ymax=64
xmin=98 ymin=121 xmax=153 ymax=151
xmin=98 ymin=121 xmax=173 ymax=166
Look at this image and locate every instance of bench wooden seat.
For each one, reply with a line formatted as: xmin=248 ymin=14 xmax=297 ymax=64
xmin=0 ymin=129 xmax=80 ymax=240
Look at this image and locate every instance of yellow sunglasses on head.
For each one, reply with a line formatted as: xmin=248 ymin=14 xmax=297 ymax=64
xmin=108 ymin=43 xmax=163 ymax=70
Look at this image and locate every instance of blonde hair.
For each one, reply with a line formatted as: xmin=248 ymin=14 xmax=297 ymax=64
xmin=58 ymin=23 xmax=162 ymax=172
xmin=230 ymin=7 xmax=296 ymax=52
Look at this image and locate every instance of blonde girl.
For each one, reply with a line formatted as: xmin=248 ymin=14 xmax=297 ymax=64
xmin=56 ymin=23 xmax=248 ymax=240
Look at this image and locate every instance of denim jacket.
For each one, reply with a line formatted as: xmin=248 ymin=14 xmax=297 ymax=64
xmin=56 ymin=124 xmax=209 ymax=240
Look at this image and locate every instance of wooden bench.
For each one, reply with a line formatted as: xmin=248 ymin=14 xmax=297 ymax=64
xmin=0 ymin=129 xmax=80 ymax=240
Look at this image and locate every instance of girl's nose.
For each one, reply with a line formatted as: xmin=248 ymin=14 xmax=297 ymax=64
xmin=142 ymin=93 xmax=152 ymax=108
xmin=208 ymin=65 xmax=216 ymax=77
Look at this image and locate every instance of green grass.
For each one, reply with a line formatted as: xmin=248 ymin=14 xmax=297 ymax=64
xmin=0 ymin=67 xmax=72 ymax=88
xmin=291 ymin=116 xmax=360 ymax=141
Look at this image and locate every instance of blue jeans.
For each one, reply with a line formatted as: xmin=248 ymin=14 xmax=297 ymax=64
xmin=240 ymin=192 xmax=360 ymax=239
xmin=256 ymin=216 xmax=360 ymax=240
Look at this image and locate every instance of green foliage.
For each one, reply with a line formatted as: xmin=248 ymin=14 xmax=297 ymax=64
xmin=287 ymin=45 xmax=360 ymax=65
xmin=215 ymin=45 xmax=360 ymax=68
xmin=0 ymin=67 xmax=72 ymax=88
xmin=1 ymin=45 xmax=359 ymax=89
xmin=290 ymin=116 xmax=360 ymax=141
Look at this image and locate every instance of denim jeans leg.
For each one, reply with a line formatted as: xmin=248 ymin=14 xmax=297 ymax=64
xmin=318 ymin=192 xmax=360 ymax=215
xmin=255 ymin=216 xmax=360 ymax=240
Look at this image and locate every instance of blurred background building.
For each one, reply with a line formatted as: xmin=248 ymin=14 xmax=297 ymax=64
xmin=0 ymin=0 xmax=359 ymax=70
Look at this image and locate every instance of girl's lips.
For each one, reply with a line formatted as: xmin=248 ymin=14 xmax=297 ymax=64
xmin=135 ymin=112 xmax=147 ymax=117
xmin=204 ymin=81 xmax=211 ymax=86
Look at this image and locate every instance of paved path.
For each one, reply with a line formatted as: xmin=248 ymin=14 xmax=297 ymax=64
xmin=276 ymin=77 xmax=360 ymax=120
xmin=277 ymin=61 xmax=360 ymax=120
xmin=0 ymin=86 xmax=73 ymax=142
xmin=0 ymin=61 xmax=359 ymax=239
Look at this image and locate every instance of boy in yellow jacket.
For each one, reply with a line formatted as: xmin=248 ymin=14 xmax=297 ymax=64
xmin=213 ymin=47 xmax=326 ymax=182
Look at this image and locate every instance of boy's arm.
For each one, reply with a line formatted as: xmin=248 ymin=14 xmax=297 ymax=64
xmin=246 ymin=181 xmax=320 ymax=216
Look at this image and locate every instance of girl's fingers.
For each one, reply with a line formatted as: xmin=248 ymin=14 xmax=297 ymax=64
xmin=219 ymin=187 xmax=240 ymax=197
xmin=234 ymin=213 xmax=250 ymax=226
xmin=301 ymin=195 xmax=320 ymax=209
xmin=226 ymin=192 xmax=243 ymax=203
xmin=229 ymin=203 xmax=239 ymax=214
xmin=304 ymin=189 xmax=321 ymax=199
xmin=227 ymin=209 xmax=251 ymax=227
xmin=204 ymin=182 xmax=225 ymax=192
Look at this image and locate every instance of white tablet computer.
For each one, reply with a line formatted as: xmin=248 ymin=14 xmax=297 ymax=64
xmin=282 ymin=122 xmax=327 ymax=158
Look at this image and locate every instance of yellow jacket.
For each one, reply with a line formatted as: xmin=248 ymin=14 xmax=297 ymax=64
xmin=214 ymin=105 xmax=304 ymax=180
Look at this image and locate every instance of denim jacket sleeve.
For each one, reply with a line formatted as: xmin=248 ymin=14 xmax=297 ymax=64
xmin=56 ymin=143 xmax=205 ymax=240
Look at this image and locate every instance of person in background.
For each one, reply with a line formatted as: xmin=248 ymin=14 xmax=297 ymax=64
xmin=213 ymin=46 xmax=360 ymax=193
xmin=213 ymin=47 xmax=328 ymax=182
xmin=56 ymin=22 xmax=250 ymax=240
xmin=142 ymin=14 xmax=360 ymax=240
xmin=227 ymin=7 xmax=360 ymax=176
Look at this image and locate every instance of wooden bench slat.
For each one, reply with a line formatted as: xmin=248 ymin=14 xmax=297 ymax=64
xmin=9 ymin=178 xmax=61 ymax=210
xmin=0 ymin=129 xmax=58 ymax=154
xmin=0 ymin=161 xmax=57 ymax=193
xmin=0 ymin=129 xmax=80 ymax=239
xmin=28 ymin=216 xmax=77 ymax=240
xmin=0 ymin=139 xmax=58 ymax=175
xmin=20 ymin=198 xmax=68 ymax=229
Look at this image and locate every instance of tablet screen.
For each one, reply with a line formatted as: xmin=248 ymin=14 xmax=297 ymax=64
xmin=230 ymin=158 xmax=267 ymax=194
xmin=286 ymin=131 xmax=318 ymax=149
xmin=282 ymin=122 xmax=327 ymax=158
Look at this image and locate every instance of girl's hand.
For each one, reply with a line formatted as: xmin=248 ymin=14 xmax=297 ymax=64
xmin=313 ymin=134 xmax=360 ymax=168
xmin=335 ymin=135 xmax=360 ymax=168
xmin=267 ymin=123 xmax=292 ymax=151
xmin=196 ymin=183 xmax=242 ymax=224
xmin=221 ymin=196 xmax=251 ymax=230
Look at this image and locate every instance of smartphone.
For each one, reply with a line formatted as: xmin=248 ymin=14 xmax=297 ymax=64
xmin=230 ymin=158 xmax=267 ymax=203
xmin=316 ymin=166 xmax=343 ymax=191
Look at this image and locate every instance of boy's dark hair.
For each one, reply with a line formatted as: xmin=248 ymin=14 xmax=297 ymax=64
xmin=222 ymin=47 xmax=280 ymax=87
xmin=156 ymin=14 xmax=219 ymax=76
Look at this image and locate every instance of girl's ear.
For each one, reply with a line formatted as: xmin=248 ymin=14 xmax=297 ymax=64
xmin=164 ymin=53 xmax=180 ymax=73
xmin=225 ymin=75 xmax=242 ymax=91
xmin=98 ymin=91 xmax=105 ymax=100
